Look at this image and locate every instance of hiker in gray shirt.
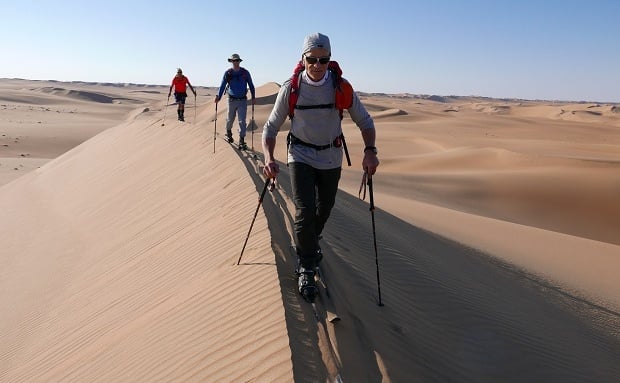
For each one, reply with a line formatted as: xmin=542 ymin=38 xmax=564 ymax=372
xmin=262 ymin=32 xmax=379 ymax=302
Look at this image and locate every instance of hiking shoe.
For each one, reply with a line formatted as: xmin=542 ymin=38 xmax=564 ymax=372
xmin=225 ymin=131 xmax=234 ymax=143
xmin=298 ymin=267 xmax=317 ymax=302
xmin=238 ymin=139 xmax=247 ymax=150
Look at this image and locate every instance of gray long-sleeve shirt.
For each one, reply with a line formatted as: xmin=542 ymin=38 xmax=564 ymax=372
xmin=263 ymin=71 xmax=375 ymax=170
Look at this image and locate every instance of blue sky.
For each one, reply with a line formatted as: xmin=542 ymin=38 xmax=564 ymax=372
xmin=1 ymin=0 xmax=619 ymax=102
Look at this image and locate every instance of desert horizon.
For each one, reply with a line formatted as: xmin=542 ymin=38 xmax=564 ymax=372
xmin=6 ymin=76 xmax=620 ymax=105
xmin=1 ymin=77 xmax=619 ymax=382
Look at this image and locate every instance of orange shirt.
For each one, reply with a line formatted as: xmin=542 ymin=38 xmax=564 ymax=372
xmin=171 ymin=75 xmax=190 ymax=92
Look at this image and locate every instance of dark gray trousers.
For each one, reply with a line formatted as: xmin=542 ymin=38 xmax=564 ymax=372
xmin=289 ymin=162 xmax=341 ymax=268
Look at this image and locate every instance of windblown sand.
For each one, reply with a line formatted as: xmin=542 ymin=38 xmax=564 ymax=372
xmin=1 ymin=79 xmax=619 ymax=382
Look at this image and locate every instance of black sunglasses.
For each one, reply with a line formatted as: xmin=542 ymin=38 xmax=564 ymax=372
xmin=305 ymin=56 xmax=330 ymax=65
xmin=232 ymin=59 xmax=241 ymax=62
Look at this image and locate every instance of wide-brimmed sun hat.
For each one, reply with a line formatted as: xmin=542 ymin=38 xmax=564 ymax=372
xmin=228 ymin=53 xmax=243 ymax=62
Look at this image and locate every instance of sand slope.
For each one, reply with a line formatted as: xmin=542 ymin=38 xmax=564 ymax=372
xmin=0 ymin=109 xmax=292 ymax=382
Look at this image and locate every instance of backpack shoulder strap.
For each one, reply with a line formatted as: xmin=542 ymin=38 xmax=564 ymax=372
xmin=288 ymin=60 xmax=305 ymax=119
xmin=329 ymin=61 xmax=353 ymax=120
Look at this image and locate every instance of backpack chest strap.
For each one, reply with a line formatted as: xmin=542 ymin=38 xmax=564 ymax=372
xmin=295 ymin=103 xmax=335 ymax=110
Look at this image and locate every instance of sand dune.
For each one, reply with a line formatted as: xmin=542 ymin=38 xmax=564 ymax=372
xmin=1 ymin=79 xmax=619 ymax=382
xmin=369 ymin=108 xmax=407 ymax=119
xmin=35 ymin=86 xmax=145 ymax=104
xmin=473 ymin=103 xmax=512 ymax=115
xmin=0 ymin=113 xmax=292 ymax=382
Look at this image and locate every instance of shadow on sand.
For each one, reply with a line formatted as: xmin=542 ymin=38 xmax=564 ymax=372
xmin=233 ymin=146 xmax=620 ymax=383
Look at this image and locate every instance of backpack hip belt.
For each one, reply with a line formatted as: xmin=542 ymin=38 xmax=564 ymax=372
xmin=288 ymin=132 xmax=343 ymax=151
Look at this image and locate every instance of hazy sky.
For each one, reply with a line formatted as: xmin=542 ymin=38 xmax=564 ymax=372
xmin=2 ymin=0 xmax=619 ymax=102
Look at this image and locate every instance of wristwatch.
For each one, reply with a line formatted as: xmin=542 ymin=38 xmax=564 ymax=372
xmin=364 ymin=146 xmax=378 ymax=155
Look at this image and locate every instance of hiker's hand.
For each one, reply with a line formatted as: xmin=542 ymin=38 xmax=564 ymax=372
xmin=215 ymin=95 xmax=220 ymax=103
xmin=363 ymin=151 xmax=379 ymax=176
xmin=263 ymin=161 xmax=279 ymax=179
xmin=252 ymin=98 xmax=256 ymax=105
xmin=167 ymin=93 xmax=171 ymax=98
xmin=193 ymin=90 xmax=197 ymax=96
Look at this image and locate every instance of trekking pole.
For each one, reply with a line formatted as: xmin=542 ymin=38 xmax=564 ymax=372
xmin=251 ymin=103 xmax=255 ymax=151
xmin=250 ymin=103 xmax=258 ymax=160
xmin=161 ymin=94 xmax=170 ymax=126
xmin=194 ymin=92 xmax=197 ymax=124
xmin=367 ymin=173 xmax=383 ymax=306
xmin=213 ymin=102 xmax=218 ymax=153
xmin=237 ymin=178 xmax=274 ymax=265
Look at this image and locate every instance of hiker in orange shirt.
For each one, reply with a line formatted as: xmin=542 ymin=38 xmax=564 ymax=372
xmin=168 ymin=68 xmax=196 ymax=122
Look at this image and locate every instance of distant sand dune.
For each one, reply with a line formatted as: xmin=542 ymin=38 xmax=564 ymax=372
xmin=129 ymin=90 xmax=163 ymax=94
xmin=474 ymin=104 xmax=512 ymax=114
xmin=573 ymin=109 xmax=602 ymax=116
xmin=256 ymin=82 xmax=281 ymax=97
xmin=370 ymin=108 xmax=407 ymax=118
xmin=502 ymin=103 xmax=620 ymax=125
xmin=358 ymin=102 xmax=408 ymax=118
xmin=362 ymin=102 xmax=390 ymax=112
xmin=36 ymin=86 xmax=144 ymax=104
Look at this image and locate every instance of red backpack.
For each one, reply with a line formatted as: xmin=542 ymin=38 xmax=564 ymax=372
xmin=287 ymin=60 xmax=354 ymax=120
